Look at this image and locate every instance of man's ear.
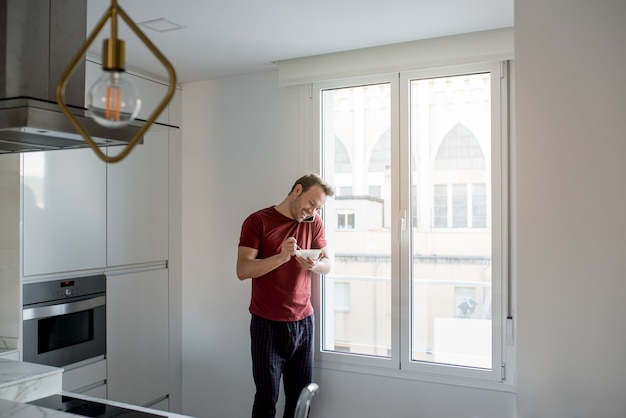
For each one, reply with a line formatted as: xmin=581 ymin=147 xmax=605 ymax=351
xmin=293 ymin=184 xmax=303 ymax=196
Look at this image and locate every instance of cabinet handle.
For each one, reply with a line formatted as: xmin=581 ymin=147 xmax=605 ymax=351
xmin=23 ymin=295 xmax=106 ymax=321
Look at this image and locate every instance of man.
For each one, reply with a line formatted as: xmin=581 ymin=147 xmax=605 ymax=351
xmin=237 ymin=173 xmax=334 ymax=418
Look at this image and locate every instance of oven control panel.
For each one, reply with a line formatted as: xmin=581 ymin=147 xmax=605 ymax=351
xmin=23 ymin=274 xmax=106 ymax=305
xmin=55 ymin=281 xmax=80 ymax=298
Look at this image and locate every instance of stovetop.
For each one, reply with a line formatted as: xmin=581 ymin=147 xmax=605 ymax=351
xmin=27 ymin=394 xmax=166 ymax=418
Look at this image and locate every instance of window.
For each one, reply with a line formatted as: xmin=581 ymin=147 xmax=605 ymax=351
xmin=368 ymin=185 xmax=381 ymax=198
xmin=334 ymin=282 xmax=351 ymax=312
xmin=338 ymin=186 xmax=352 ymax=196
xmin=337 ymin=210 xmax=355 ymax=230
xmin=472 ymin=183 xmax=487 ymax=228
xmin=433 ymin=123 xmax=487 ymax=229
xmin=320 ymin=81 xmax=392 ymax=358
xmin=452 ymin=183 xmax=468 ymax=228
xmin=434 ymin=184 xmax=448 ymax=228
xmin=313 ymin=62 xmax=510 ymax=386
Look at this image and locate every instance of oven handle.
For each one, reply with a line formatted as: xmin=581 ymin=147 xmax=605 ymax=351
xmin=23 ymin=295 xmax=106 ymax=321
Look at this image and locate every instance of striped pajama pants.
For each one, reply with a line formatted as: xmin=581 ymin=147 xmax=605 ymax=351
xmin=250 ymin=313 xmax=314 ymax=418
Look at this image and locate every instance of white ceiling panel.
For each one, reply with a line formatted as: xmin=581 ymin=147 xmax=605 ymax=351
xmin=86 ymin=0 xmax=514 ymax=83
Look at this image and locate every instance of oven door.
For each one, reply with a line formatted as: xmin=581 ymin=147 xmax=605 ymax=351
xmin=23 ymin=295 xmax=106 ymax=367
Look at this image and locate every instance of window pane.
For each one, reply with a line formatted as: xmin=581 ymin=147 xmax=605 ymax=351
xmin=452 ymin=184 xmax=467 ymax=228
xmin=322 ymin=83 xmax=392 ymax=358
xmin=409 ymin=73 xmax=492 ymax=369
xmin=472 ymin=183 xmax=487 ymax=228
xmin=338 ymin=186 xmax=352 ymax=196
xmin=368 ymin=185 xmax=381 ymax=198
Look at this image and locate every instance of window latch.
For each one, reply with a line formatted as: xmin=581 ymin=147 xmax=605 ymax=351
xmin=398 ymin=209 xmax=407 ymax=240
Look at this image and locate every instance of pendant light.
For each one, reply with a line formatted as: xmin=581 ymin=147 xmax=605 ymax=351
xmin=56 ymin=0 xmax=177 ymax=163
xmin=87 ymin=39 xmax=141 ymax=128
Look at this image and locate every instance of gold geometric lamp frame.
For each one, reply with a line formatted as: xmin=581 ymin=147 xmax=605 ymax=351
xmin=56 ymin=0 xmax=177 ymax=163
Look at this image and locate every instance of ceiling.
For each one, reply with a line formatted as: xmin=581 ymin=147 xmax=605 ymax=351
xmin=87 ymin=0 xmax=514 ymax=84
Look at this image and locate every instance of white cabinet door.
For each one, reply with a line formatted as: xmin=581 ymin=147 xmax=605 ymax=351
xmin=106 ymin=269 xmax=169 ymax=406
xmin=168 ymin=88 xmax=182 ymax=127
xmin=106 ymin=131 xmax=169 ymax=266
xmin=22 ymin=149 xmax=106 ymax=276
xmin=63 ymin=359 xmax=107 ymax=393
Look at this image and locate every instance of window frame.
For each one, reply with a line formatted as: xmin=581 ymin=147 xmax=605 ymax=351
xmin=308 ymin=62 xmax=513 ymax=391
xmin=311 ymin=72 xmax=400 ymax=372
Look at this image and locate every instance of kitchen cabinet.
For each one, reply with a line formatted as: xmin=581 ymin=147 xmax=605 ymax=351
xmin=14 ymin=61 xmax=180 ymax=411
xmin=106 ymin=130 xmax=169 ymax=266
xmin=22 ymin=148 xmax=107 ymax=276
xmin=168 ymin=87 xmax=182 ymax=128
xmin=21 ymin=63 xmax=175 ymax=277
xmin=106 ymin=268 xmax=169 ymax=408
xmin=63 ymin=358 xmax=107 ymax=395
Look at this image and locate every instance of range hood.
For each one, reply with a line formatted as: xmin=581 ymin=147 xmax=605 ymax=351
xmin=0 ymin=0 xmax=142 ymax=155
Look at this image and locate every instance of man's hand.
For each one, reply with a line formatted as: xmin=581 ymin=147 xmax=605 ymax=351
xmin=281 ymin=237 xmax=298 ymax=259
xmin=294 ymin=253 xmax=320 ymax=270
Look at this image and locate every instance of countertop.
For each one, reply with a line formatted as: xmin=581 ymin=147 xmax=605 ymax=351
xmin=0 ymin=358 xmax=62 ymax=402
xmin=0 ymin=348 xmax=18 ymax=357
xmin=0 ymin=359 xmax=194 ymax=417
xmin=0 ymin=358 xmax=68 ymax=416
xmin=0 ymin=358 xmax=60 ymax=386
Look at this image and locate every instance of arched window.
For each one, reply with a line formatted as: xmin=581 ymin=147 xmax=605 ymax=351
xmin=434 ymin=123 xmax=485 ymax=170
xmin=367 ymin=131 xmax=390 ymax=198
xmin=335 ymin=137 xmax=351 ymax=173
xmin=368 ymin=132 xmax=390 ymax=172
xmin=433 ymin=123 xmax=487 ymax=228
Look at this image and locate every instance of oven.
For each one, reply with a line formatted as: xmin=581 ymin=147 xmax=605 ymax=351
xmin=22 ymin=274 xmax=106 ymax=368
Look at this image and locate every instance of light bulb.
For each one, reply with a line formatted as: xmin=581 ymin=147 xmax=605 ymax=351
xmin=87 ymin=71 xmax=141 ymax=128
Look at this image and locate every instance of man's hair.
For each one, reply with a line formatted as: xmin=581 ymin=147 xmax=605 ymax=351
xmin=290 ymin=173 xmax=335 ymax=197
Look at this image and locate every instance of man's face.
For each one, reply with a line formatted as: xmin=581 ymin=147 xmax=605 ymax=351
xmin=290 ymin=184 xmax=327 ymax=222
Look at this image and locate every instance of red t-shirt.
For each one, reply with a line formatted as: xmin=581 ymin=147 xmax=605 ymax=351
xmin=238 ymin=206 xmax=327 ymax=321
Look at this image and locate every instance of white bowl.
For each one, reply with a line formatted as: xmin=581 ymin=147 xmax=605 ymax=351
xmin=295 ymin=249 xmax=321 ymax=260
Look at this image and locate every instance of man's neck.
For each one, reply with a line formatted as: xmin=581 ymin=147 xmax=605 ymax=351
xmin=274 ymin=200 xmax=293 ymax=219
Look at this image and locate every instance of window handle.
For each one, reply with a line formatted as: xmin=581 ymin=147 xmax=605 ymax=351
xmin=398 ymin=209 xmax=407 ymax=240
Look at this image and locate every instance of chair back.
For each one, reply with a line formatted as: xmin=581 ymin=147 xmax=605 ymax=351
xmin=294 ymin=383 xmax=319 ymax=418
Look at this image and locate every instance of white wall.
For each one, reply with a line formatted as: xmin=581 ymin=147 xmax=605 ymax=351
xmin=515 ymin=0 xmax=626 ymax=417
xmin=181 ymin=71 xmax=304 ymax=418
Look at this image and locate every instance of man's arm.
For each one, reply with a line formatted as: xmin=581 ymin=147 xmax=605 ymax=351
xmin=236 ymin=238 xmax=298 ymax=280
